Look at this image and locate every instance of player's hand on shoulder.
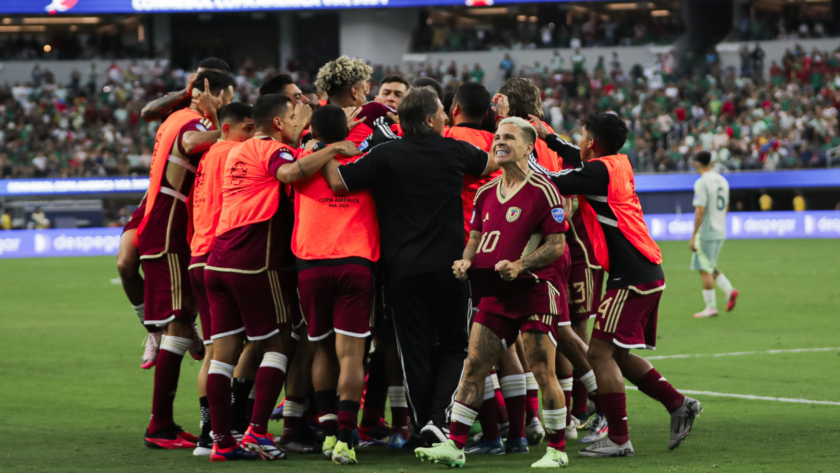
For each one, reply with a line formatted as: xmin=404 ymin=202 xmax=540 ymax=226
xmin=332 ymin=140 xmax=362 ymax=157
xmin=495 ymin=260 xmax=521 ymax=281
xmin=294 ymin=102 xmax=313 ymax=129
xmin=529 ymin=114 xmax=550 ymax=141
xmin=493 ymin=94 xmax=510 ymax=119
xmin=185 ymin=73 xmax=198 ymax=96
xmin=387 ymin=111 xmax=400 ymax=124
xmin=343 ymin=106 xmax=367 ymax=131
xmin=453 ymin=259 xmax=471 ymax=281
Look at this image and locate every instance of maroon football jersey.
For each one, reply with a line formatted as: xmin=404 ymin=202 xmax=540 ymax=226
xmin=567 ymin=196 xmax=600 ymax=270
xmin=470 ymin=172 xmax=569 ymax=281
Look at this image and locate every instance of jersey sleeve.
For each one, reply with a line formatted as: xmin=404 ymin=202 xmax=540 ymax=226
xmin=269 ymin=148 xmax=297 ymax=179
xmin=175 ymin=118 xmax=212 ymax=157
xmin=537 ymin=187 xmax=569 ymax=237
xmin=457 ymin=140 xmax=489 ymax=177
xmin=337 ymin=146 xmax=382 ymax=192
xmin=692 ymin=178 xmax=707 ymax=208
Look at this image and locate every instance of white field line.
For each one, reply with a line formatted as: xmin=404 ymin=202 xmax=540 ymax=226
xmin=645 ymin=347 xmax=840 ymax=361
xmin=626 ymin=386 xmax=840 ymax=406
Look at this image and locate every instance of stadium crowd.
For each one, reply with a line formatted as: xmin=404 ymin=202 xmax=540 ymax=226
xmin=3 ymin=42 xmax=840 ymax=180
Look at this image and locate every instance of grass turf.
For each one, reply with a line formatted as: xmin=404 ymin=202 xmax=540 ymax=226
xmin=1 ymin=239 xmax=839 ymax=472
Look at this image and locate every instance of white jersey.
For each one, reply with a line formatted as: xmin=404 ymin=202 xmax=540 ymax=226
xmin=692 ymin=171 xmax=729 ymax=240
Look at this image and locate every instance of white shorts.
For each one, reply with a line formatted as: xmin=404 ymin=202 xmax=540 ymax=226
xmin=690 ymin=238 xmax=724 ymax=273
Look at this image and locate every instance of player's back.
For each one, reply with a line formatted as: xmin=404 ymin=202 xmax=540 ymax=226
xmin=694 ymin=171 xmax=729 ymax=240
xmin=445 ymin=124 xmax=500 ymax=241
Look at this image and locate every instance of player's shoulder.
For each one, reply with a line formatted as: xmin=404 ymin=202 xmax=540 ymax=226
xmin=474 ymin=176 xmax=502 ymax=203
xmin=527 ymin=173 xmax=563 ymax=207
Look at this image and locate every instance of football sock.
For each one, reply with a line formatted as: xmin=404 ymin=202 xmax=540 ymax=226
xmin=207 ymin=360 xmax=236 ymax=448
xmin=388 ymin=386 xmax=409 ymax=437
xmin=132 ymin=303 xmax=145 ymax=324
xmin=571 ymin=378 xmax=589 ymax=419
xmin=361 ymin=350 xmax=387 ymax=427
xmin=148 ymin=335 xmax=190 ymax=434
xmin=636 ymin=368 xmax=685 ymax=413
xmin=247 ymin=384 xmax=255 ymax=423
xmin=580 ymin=369 xmax=598 ymax=393
xmin=558 ymin=375 xmax=573 ymax=426
xmin=449 ymin=401 xmax=478 ymax=449
xmin=282 ymin=396 xmax=305 ymax=441
xmin=543 ymin=408 xmax=567 ymax=450
xmin=500 ymin=374 xmax=526 ymax=439
xmin=702 ymin=289 xmax=717 ymax=310
xmin=231 ymin=378 xmax=255 ymax=429
xmin=476 ymin=375 xmax=500 ymax=441
xmin=599 ymin=392 xmax=629 ymax=445
xmin=524 ymin=371 xmax=541 ymax=422
xmin=315 ymin=389 xmax=339 ymax=437
xmin=491 ymin=371 xmax=509 ymax=426
xmin=250 ymin=352 xmax=288 ymax=435
xmin=337 ymin=400 xmax=361 ymax=445
xmin=715 ymin=273 xmax=734 ymax=297
xmin=199 ymin=396 xmax=211 ymax=437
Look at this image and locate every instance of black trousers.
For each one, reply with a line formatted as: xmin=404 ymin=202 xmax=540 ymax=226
xmin=389 ymin=269 xmax=470 ymax=427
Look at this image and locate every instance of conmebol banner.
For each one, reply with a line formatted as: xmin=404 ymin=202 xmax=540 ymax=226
xmin=645 ymin=211 xmax=840 ymax=241
xmin=4 ymin=0 xmax=545 ymax=14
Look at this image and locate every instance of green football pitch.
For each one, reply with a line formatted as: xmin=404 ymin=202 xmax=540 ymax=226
xmin=1 ymin=239 xmax=839 ymax=472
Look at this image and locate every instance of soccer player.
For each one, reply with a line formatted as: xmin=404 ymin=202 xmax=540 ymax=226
xmin=291 ymin=105 xmax=376 ymax=464
xmin=188 ymin=102 xmax=256 ymax=455
xmin=321 ymin=87 xmax=496 ymax=448
xmin=121 ymin=57 xmax=230 ymax=368
xmin=314 ymin=56 xmax=395 ymax=144
xmin=529 ymin=113 xmax=702 ymax=457
xmin=300 ymin=85 xmax=321 ymax=111
xmin=139 ymin=70 xmax=234 ymax=449
xmin=690 ymin=151 xmax=738 ymax=318
xmin=416 ymin=117 xmax=570 ymax=468
xmin=260 ymin=73 xmax=310 ymax=106
xmin=375 ymin=74 xmax=410 ymax=110
xmin=495 ymin=78 xmax=563 ymax=173
xmin=203 ymin=94 xmax=358 ymax=462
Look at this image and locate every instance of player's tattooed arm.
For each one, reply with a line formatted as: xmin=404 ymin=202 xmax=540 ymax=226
xmin=141 ymin=73 xmax=198 ymax=122
xmin=497 ymin=233 xmax=565 ymax=281
xmin=454 ymin=230 xmax=481 ymax=281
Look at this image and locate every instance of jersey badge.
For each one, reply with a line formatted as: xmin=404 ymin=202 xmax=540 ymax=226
xmin=552 ymin=208 xmax=565 ymax=223
xmin=506 ymin=207 xmax=522 ymax=222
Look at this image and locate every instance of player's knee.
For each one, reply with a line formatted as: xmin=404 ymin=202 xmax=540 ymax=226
xmin=529 ymin=362 xmax=553 ymax=389
xmin=586 ymin=343 xmax=611 ymax=368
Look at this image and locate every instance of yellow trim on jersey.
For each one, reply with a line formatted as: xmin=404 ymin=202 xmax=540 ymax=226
xmin=473 ymin=176 xmax=502 ymax=205
xmin=495 ymin=171 xmax=533 ymax=204
xmin=530 ymin=173 xmax=563 ymax=208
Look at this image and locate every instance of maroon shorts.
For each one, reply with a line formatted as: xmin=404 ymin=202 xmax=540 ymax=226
xmin=280 ymin=268 xmax=304 ymax=331
xmin=205 ymin=268 xmax=292 ymax=341
xmin=474 ymin=310 xmax=557 ymax=351
xmin=122 ymin=198 xmax=146 ymax=233
xmin=552 ymin=248 xmax=572 ymax=325
xmin=141 ymin=253 xmax=195 ymax=327
xmin=568 ymin=264 xmax=604 ymax=324
xmin=592 ymin=279 xmax=665 ymax=350
xmin=189 ymin=254 xmax=211 ymax=344
xmin=298 ymin=264 xmax=374 ymax=341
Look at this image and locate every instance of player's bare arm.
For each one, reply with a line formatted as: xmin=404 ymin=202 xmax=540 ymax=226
xmin=453 ymin=230 xmax=481 ymax=280
xmin=496 ymin=233 xmax=566 ymax=281
xmin=690 ymin=205 xmax=705 ymax=252
xmin=276 ymin=141 xmax=360 ymax=184
xmin=140 ymin=73 xmax=197 ymax=122
xmin=291 ymin=103 xmax=314 ymax=147
xmin=181 ymin=129 xmax=221 ymax=155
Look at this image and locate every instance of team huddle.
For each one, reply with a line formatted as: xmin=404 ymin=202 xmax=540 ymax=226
xmin=116 ymin=55 xmax=710 ymax=468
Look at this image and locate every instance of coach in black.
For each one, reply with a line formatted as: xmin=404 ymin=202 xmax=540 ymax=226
xmin=322 ymin=87 xmax=496 ymax=445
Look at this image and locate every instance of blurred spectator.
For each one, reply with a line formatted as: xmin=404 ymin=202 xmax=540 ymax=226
xmin=29 ymin=207 xmax=50 ymax=229
xmin=1 ymin=210 xmax=11 ymax=230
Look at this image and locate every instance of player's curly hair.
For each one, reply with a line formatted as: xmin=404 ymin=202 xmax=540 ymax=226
xmin=315 ymin=56 xmax=373 ymax=97
xmin=498 ymin=77 xmax=544 ymax=121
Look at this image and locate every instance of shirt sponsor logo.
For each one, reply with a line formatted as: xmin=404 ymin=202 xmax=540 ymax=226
xmin=551 ymin=207 xmax=565 ymax=223
xmin=506 ymin=207 xmax=522 ymax=222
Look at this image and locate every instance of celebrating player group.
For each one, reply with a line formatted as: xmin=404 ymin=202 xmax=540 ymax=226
xmin=116 ymin=54 xmax=706 ymax=468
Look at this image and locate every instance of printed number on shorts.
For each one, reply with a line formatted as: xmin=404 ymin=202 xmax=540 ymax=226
xmin=477 ymin=230 xmax=501 ymax=253
xmin=597 ymin=296 xmax=613 ymax=320
xmin=571 ymin=281 xmax=586 ymax=304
